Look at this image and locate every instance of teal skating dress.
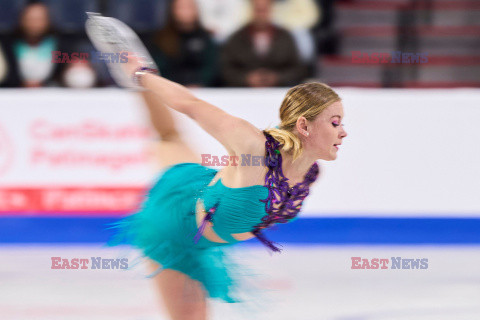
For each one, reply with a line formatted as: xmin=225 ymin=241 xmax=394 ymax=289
xmin=107 ymin=131 xmax=319 ymax=302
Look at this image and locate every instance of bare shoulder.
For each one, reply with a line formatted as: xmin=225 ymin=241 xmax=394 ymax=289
xmin=220 ymin=126 xmax=268 ymax=188
xmin=186 ymin=98 xmax=267 ymax=156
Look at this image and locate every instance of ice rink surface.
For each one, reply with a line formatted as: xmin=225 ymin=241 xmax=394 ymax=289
xmin=1 ymin=244 xmax=479 ymax=320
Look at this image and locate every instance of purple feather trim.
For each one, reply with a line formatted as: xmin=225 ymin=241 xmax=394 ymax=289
xmin=252 ymin=229 xmax=283 ymax=253
xmin=193 ymin=202 xmax=218 ymax=244
xmin=193 ymin=212 xmax=212 ymax=244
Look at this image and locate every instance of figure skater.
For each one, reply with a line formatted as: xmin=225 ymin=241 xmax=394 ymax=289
xmin=85 ymin=13 xmax=347 ymax=320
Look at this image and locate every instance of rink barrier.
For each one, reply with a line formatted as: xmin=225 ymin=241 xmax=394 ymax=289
xmin=1 ymin=216 xmax=479 ymax=244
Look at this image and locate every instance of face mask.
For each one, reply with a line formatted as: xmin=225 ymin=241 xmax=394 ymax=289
xmin=63 ymin=65 xmax=96 ymax=88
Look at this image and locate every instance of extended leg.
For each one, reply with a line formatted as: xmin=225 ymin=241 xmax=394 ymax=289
xmin=140 ymin=90 xmax=201 ymax=170
xmin=140 ymin=90 xmax=178 ymax=141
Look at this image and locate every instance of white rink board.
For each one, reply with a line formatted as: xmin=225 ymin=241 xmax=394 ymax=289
xmin=0 ymin=88 xmax=479 ymax=216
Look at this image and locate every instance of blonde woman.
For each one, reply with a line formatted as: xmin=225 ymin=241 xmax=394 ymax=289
xmin=86 ymin=13 xmax=347 ymax=320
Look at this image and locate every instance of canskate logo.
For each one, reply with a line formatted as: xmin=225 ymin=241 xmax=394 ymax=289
xmin=0 ymin=124 xmax=14 ymax=176
xmin=51 ymin=257 xmax=128 ymax=269
xmin=351 ymin=257 xmax=429 ymax=269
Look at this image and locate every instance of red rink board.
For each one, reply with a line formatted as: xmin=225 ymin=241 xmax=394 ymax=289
xmin=0 ymin=187 xmax=147 ymax=215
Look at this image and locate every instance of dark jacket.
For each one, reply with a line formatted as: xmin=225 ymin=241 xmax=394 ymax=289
xmin=221 ymin=23 xmax=307 ymax=87
xmin=150 ymin=28 xmax=219 ymax=87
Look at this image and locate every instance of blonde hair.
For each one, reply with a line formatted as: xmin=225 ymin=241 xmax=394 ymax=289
xmin=264 ymin=82 xmax=341 ymax=161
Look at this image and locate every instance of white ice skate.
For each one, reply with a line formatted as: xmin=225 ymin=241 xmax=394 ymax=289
xmin=85 ymin=12 xmax=158 ymax=89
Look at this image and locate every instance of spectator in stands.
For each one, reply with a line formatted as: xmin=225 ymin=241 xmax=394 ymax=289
xmin=196 ymin=0 xmax=251 ymax=44
xmin=149 ymin=0 xmax=219 ymax=87
xmin=1 ymin=2 xmax=65 ymax=87
xmin=221 ymin=0 xmax=307 ymax=87
xmin=59 ymin=40 xmax=105 ymax=88
xmin=272 ymin=0 xmax=319 ymax=78
xmin=0 ymin=43 xmax=7 ymax=84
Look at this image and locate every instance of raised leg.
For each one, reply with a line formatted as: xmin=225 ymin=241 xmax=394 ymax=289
xmin=140 ymin=90 xmax=201 ymax=170
xmin=142 ymin=92 xmax=207 ymax=319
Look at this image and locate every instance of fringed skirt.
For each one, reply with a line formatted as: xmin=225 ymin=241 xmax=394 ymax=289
xmin=106 ymin=163 xmax=257 ymax=303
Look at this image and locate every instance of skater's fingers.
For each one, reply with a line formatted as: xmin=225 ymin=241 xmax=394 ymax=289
xmin=119 ymin=52 xmax=143 ymax=76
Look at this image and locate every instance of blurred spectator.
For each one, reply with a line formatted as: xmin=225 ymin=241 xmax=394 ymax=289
xmin=149 ymin=0 xmax=219 ymax=87
xmin=1 ymin=2 xmax=66 ymax=87
xmin=0 ymin=43 xmax=7 ymax=83
xmin=272 ymin=0 xmax=319 ymax=77
xmin=196 ymin=0 xmax=251 ymax=44
xmin=221 ymin=0 xmax=307 ymax=87
xmin=59 ymin=40 xmax=109 ymax=88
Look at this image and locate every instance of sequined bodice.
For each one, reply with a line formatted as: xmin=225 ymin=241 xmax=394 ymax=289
xmin=195 ymin=131 xmax=319 ymax=252
xmin=256 ymin=131 xmax=319 ymax=227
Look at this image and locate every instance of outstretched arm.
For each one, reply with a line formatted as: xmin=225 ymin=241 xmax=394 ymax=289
xmin=139 ymin=72 xmax=265 ymax=155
